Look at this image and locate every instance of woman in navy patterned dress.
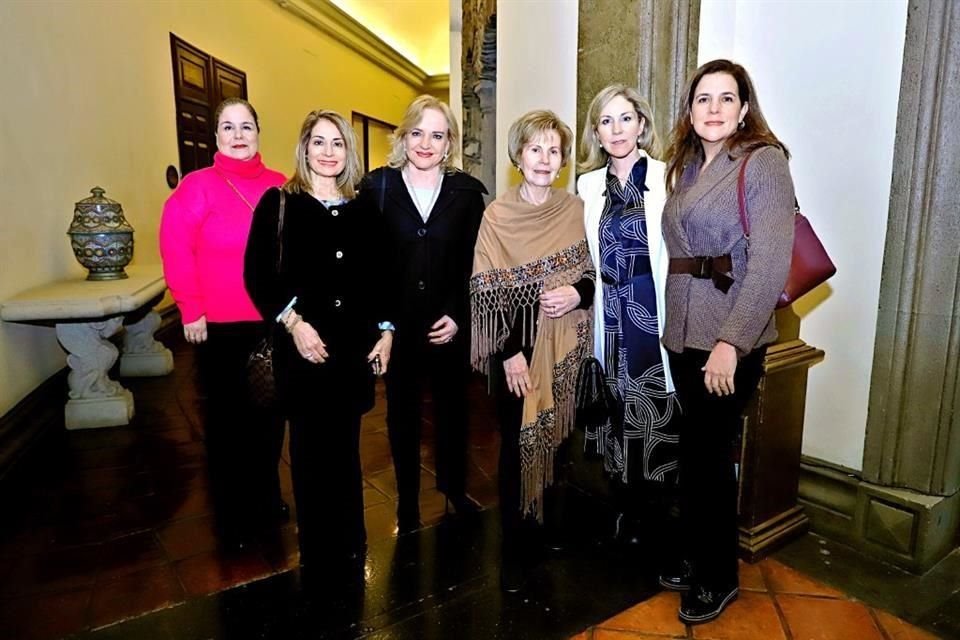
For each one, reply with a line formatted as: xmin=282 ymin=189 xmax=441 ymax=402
xmin=578 ymin=85 xmax=679 ymax=548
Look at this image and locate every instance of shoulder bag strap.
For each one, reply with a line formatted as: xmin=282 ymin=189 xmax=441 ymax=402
xmin=379 ymin=169 xmax=386 ymax=213
xmin=737 ymin=151 xmax=754 ymax=241
xmin=276 ymin=190 xmax=286 ymax=273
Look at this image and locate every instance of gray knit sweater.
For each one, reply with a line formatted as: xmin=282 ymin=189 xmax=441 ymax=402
xmin=662 ymin=145 xmax=795 ymax=356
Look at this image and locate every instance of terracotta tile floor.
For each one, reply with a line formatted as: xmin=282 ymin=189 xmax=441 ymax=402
xmin=571 ymin=558 xmax=942 ymax=640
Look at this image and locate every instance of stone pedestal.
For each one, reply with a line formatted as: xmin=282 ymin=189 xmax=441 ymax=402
xmin=0 ymin=264 xmax=173 ymax=430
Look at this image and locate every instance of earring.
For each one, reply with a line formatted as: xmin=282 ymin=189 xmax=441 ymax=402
xmin=637 ymin=136 xmax=643 ymax=149
xmin=738 ymin=120 xmax=746 ymax=130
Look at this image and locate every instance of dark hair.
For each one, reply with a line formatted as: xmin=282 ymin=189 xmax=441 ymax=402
xmin=664 ymin=59 xmax=788 ymax=192
xmin=214 ymin=98 xmax=260 ymax=131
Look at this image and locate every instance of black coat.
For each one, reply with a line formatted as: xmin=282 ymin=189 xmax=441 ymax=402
xmin=358 ymin=168 xmax=487 ymax=344
xmin=244 ymin=188 xmax=385 ymax=414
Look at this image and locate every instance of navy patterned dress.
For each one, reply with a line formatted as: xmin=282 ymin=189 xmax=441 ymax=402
xmin=588 ymin=157 xmax=679 ymax=485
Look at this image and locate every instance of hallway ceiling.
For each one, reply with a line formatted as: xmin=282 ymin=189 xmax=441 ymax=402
xmin=329 ymin=0 xmax=450 ymax=75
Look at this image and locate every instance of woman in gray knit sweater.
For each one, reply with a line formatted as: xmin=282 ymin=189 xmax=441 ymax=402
xmin=660 ymin=59 xmax=795 ymax=625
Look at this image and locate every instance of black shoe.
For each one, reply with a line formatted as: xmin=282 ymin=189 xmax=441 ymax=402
xmin=678 ymin=584 xmax=739 ymax=624
xmin=500 ymin=558 xmax=525 ymax=593
xmin=612 ymin=512 xmax=642 ymax=546
xmin=445 ymin=494 xmax=480 ymax=517
xmin=397 ymin=508 xmax=421 ymax=535
xmin=659 ymin=559 xmax=693 ymax=591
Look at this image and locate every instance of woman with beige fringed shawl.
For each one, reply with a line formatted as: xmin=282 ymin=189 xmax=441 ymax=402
xmin=470 ymin=110 xmax=595 ymax=594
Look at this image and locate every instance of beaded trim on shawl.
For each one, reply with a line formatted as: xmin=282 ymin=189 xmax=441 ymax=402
xmin=470 ymin=239 xmax=594 ymax=519
xmin=517 ymin=317 xmax=592 ymax=518
xmin=470 ymin=240 xmax=591 ymax=373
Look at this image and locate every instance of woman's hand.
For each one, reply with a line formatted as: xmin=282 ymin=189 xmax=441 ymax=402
xmin=503 ymin=352 xmax=532 ymax=398
xmin=540 ymin=285 xmax=580 ymax=319
xmin=368 ymin=330 xmax=394 ymax=375
xmin=183 ymin=316 xmax=207 ymax=344
xmin=291 ymin=320 xmax=328 ymax=364
xmin=427 ymin=315 xmax=458 ymax=345
xmin=702 ymin=341 xmax=738 ymax=396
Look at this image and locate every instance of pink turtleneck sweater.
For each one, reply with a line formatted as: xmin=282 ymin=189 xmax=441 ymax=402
xmin=159 ymin=152 xmax=286 ymax=324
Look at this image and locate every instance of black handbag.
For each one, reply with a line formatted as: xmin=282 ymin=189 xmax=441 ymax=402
xmin=574 ymin=357 xmax=617 ymax=431
xmin=246 ymin=191 xmax=286 ymax=409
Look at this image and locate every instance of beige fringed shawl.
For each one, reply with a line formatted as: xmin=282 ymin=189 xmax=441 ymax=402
xmin=470 ymin=186 xmax=594 ymax=519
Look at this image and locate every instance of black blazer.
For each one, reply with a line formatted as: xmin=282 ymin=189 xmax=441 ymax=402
xmin=244 ymin=188 xmax=385 ymax=413
xmin=359 ymin=167 xmax=487 ymax=341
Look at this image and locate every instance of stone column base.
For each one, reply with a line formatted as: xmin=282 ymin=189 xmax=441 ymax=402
xmin=65 ymin=389 xmax=135 ymax=430
xmin=119 ymin=350 xmax=174 ymax=377
xmin=800 ymin=458 xmax=960 ymax=574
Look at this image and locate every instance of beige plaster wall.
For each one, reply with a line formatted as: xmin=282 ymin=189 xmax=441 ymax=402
xmin=0 ymin=0 xmax=420 ymax=417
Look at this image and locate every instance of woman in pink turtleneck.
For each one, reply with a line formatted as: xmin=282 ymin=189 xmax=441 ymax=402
xmin=159 ymin=98 xmax=287 ymax=546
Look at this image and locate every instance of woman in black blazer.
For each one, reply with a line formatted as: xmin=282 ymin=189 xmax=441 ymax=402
xmin=360 ymin=95 xmax=487 ymax=532
xmin=245 ymin=109 xmax=393 ymax=575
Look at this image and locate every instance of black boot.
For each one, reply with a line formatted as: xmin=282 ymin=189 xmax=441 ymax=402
xmin=678 ymin=582 xmax=739 ymax=624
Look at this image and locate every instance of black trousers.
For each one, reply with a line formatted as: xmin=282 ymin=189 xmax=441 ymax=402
xmin=198 ymin=322 xmax=284 ymax=536
xmin=495 ymin=357 xmax=569 ymax=551
xmin=287 ymin=402 xmax=365 ymax=567
xmin=385 ymin=338 xmax=469 ymax=513
xmin=668 ymin=346 xmax=766 ymax=590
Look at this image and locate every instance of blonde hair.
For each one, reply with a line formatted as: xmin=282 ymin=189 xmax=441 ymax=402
xmin=284 ymin=110 xmax=363 ymax=199
xmin=578 ymin=84 xmax=660 ymax=172
xmin=386 ymin=95 xmax=461 ymax=173
xmin=507 ymin=110 xmax=574 ymax=167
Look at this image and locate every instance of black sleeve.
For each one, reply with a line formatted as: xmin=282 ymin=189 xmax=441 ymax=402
xmin=356 ymin=173 xmax=397 ymax=326
xmin=496 ymin=301 xmax=539 ymax=363
xmin=441 ymin=189 xmax=486 ymax=329
xmin=573 ymin=276 xmax=595 ymax=310
xmin=244 ymin=188 xmax=295 ymax=323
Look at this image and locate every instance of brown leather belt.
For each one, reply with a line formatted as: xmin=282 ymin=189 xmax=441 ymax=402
xmin=669 ymin=255 xmax=734 ymax=293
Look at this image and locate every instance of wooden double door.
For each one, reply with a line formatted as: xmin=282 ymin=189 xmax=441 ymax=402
xmin=170 ymin=34 xmax=247 ymax=175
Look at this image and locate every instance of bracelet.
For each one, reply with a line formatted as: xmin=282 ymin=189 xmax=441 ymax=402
xmin=284 ymin=312 xmax=302 ymax=334
xmin=275 ymin=296 xmax=298 ymax=323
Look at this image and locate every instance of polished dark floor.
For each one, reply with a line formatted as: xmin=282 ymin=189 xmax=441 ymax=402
xmin=0 ymin=330 xmax=657 ymax=639
xmin=1 ymin=330 xmax=958 ymax=639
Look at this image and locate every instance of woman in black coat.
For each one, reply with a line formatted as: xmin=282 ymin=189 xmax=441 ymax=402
xmin=245 ymin=109 xmax=393 ymax=574
xmin=360 ymin=95 xmax=486 ymax=532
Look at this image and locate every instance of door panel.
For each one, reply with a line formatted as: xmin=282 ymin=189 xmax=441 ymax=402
xmin=170 ymin=34 xmax=247 ymax=176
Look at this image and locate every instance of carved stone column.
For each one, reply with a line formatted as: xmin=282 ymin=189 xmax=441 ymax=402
xmin=857 ymin=0 xmax=960 ymax=572
xmin=577 ymin=0 xmax=699 ymax=157
xmin=635 ymin=0 xmax=700 ymax=152
xmin=461 ymin=0 xmax=496 ymax=198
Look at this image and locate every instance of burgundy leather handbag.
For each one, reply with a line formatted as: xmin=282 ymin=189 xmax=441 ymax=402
xmin=738 ymin=152 xmax=836 ymax=308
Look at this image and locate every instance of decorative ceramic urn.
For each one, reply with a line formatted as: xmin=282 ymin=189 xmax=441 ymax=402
xmin=67 ymin=187 xmax=135 ymax=281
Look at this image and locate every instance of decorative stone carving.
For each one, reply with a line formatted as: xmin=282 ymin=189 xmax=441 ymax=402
xmin=119 ymin=310 xmax=174 ymax=377
xmin=56 ymin=318 xmax=135 ymax=429
xmin=461 ymin=0 xmax=496 ymax=199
